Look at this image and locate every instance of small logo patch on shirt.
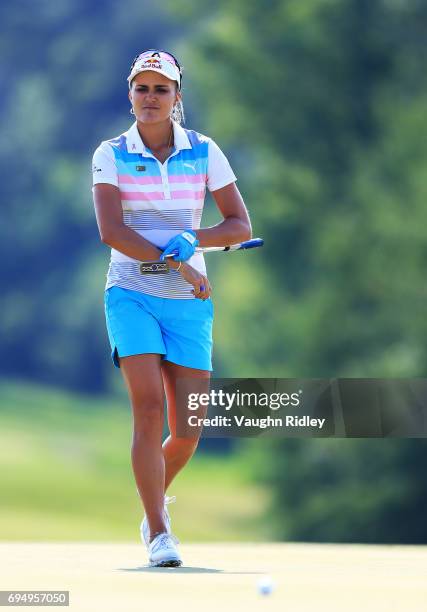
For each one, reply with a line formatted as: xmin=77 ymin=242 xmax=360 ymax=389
xmin=136 ymin=165 xmax=146 ymax=172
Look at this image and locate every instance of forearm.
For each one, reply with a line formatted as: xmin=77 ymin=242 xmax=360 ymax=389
xmin=102 ymin=225 xmax=178 ymax=269
xmin=195 ymin=216 xmax=252 ymax=248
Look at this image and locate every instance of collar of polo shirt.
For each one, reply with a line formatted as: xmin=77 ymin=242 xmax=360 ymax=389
xmin=126 ymin=121 xmax=191 ymax=155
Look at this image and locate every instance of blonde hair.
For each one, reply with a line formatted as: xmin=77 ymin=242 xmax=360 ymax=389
xmin=172 ymin=96 xmax=185 ymax=125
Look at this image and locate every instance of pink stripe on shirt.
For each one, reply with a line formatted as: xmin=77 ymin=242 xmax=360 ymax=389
xmin=121 ymin=190 xmax=205 ymax=201
xmin=169 ymin=174 xmax=207 ymax=184
xmin=119 ymin=174 xmax=162 ymax=185
xmin=170 ymin=189 xmax=205 ymax=199
xmin=118 ymin=173 xmax=206 ymax=185
xmin=121 ymin=191 xmax=165 ymax=200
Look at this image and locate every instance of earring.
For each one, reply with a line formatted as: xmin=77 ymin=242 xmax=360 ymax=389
xmin=130 ymin=107 xmax=135 ymax=115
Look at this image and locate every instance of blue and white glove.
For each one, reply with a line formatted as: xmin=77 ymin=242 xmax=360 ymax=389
xmin=160 ymin=230 xmax=199 ymax=262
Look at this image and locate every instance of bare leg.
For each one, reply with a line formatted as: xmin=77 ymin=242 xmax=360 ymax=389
xmin=120 ymin=353 xmax=167 ymax=541
xmin=161 ymin=360 xmax=210 ymax=491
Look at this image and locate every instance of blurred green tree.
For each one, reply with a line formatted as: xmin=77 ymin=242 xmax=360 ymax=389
xmin=248 ymin=437 xmax=427 ymax=543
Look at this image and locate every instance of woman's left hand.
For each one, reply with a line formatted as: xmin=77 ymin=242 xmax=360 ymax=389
xmin=160 ymin=230 xmax=199 ymax=262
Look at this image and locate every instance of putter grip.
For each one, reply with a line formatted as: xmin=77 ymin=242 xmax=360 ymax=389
xmin=239 ymin=238 xmax=264 ymax=249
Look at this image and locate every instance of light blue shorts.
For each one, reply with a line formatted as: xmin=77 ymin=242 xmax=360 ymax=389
xmin=104 ymin=286 xmax=214 ymax=371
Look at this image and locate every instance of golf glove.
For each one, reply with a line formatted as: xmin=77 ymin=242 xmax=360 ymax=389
xmin=160 ymin=230 xmax=199 ymax=262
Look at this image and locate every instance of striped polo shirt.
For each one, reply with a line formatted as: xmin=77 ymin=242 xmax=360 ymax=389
xmin=92 ymin=121 xmax=237 ymax=299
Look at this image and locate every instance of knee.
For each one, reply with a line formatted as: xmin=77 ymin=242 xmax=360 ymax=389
xmin=132 ymin=396 xmax=164 ymax=435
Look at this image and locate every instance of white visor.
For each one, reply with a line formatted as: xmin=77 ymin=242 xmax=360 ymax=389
xmin=127 ymin=51 xmax=181 ymax=89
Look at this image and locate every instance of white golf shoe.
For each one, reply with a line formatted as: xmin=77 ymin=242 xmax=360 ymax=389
xmin=148 ymin=532 xmax=182 ymax=567
xmin=140 ymin=495 xmax=176 ymax=548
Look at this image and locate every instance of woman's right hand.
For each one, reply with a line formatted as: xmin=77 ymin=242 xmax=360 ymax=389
xmin=176 ymin=262 xmax=212 ymax=300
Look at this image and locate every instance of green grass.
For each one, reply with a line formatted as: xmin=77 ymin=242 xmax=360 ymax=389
xmin=0 ymin=379 xmax=270 ymax=541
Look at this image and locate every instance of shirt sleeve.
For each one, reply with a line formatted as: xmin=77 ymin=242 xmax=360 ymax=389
xmin=206 ymin=138 xmax=237 ymax=192
xmin=92 ymin=142 xmax=118 ymax=187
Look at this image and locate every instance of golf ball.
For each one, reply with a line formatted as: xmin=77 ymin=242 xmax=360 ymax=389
xmin=257 ymin=575 xmax=274 ymax=595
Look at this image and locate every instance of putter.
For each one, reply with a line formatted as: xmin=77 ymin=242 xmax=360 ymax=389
xmin=139 ymin=238 xmax=264 ymax=274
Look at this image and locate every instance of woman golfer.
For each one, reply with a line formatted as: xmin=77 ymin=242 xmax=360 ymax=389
xmin=92 ymin=49 xmax=251 ymax=567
